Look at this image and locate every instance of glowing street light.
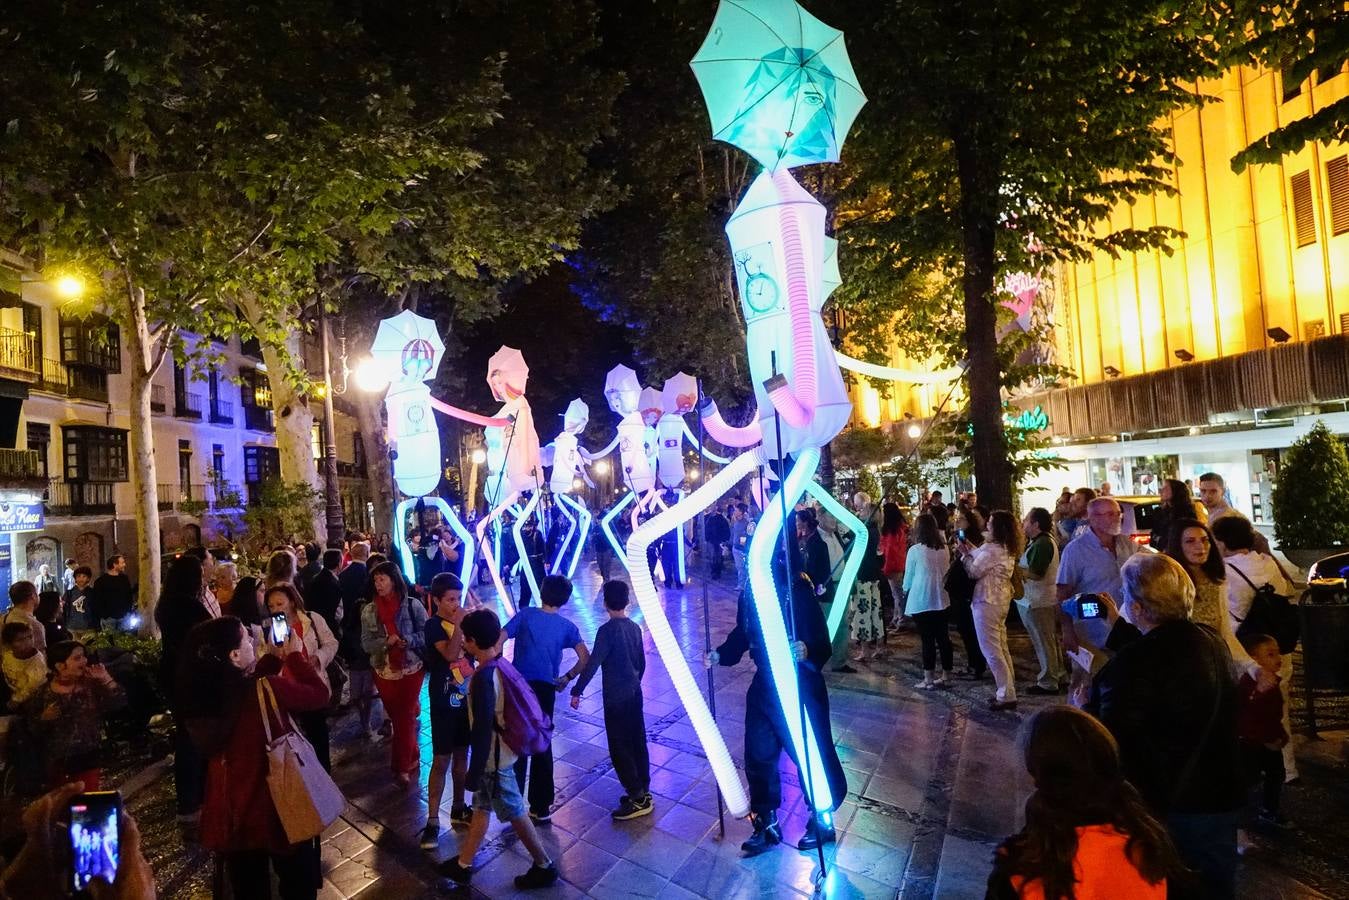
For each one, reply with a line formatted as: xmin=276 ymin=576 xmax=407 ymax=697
xmin=352 ymin=357 xmax=390 ymax=393
xmin=907 ymin=423 xmax=922 ymax=440
xmin=686 ymin=468 xmax=700 ymax=482
xmin=54 ymin=274 xmax=86 ymax=299
xmin=592 ymin=459 xmax=611 ymax=475
xmin=470 ymin=448 xmax=488 ymax=465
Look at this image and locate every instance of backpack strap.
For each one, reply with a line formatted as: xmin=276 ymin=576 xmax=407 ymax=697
xmin=1225 ymin=561 xmax=1262 ymax=624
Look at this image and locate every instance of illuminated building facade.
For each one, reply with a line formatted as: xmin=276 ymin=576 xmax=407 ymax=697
xmin=848 ymin=59 xmax=1349 ymax=533
xmin=0 ymin=250 xmax=371 ymax=590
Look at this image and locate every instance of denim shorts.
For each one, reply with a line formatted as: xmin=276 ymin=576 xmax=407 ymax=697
xmin=473 ymin=769 xmax=527 ymax=822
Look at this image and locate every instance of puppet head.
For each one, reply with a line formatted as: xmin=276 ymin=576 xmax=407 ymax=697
xmin=604 ymin=364 xmax=641 ymax=416
xmin=562 ymin=398 xmax=590 ymax=435
xmin=639 ymin=387 xmax=663 ymax=427
xmin=662 ymin=372 xmax=698 ymax=415
xmin=486 ymin=346 xmax=529 ymax=402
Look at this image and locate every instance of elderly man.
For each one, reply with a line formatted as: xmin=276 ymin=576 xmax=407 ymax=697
xmin=1056 ymin=498 xmax=1139 ymax=604
xmin=1086 ymin=554 xmax=1243 ymax=900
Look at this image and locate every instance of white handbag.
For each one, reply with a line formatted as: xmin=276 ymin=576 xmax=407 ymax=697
xmin=256 ymin=678 xmax=346 ymax=843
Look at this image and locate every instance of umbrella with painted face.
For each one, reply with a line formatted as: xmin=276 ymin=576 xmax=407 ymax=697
xmin=691 ymin=0 xmax=866 ymax=172
xmin=370 ymin=309 xmax=447 ymax=384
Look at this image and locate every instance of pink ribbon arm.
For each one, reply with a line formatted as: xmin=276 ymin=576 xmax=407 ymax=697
xmin=763 ymin=169 xmax=818 ymax=431
xmin=698 ymin=397 xmax=763 ymax=448
xmin=579 ymin=434 xmax=620 ymax=461
xmin=429 ymin=398 xmax=511 ymax=428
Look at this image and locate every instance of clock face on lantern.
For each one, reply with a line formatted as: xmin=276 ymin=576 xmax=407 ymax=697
xmin=735 ymin=242 xmax=781 ymax=317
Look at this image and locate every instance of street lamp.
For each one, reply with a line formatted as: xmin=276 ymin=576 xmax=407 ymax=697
xmin=352 ymin=357 xmax=390 ymax=393
xmin=53 ymin=274 xmax=86 ymax=299
xmin=906 ymin=423 xmax=921 ymax=440
xmin=592 ymin=459 xmax=611 ymax=475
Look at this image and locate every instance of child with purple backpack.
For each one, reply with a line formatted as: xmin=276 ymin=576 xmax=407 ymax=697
xmin=437 ymin=608 xmax=558 ymax=889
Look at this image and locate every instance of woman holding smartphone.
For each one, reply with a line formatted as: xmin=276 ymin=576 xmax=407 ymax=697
xmin=181 ymin=615 xmax=328 ymax=900
xmin=264 ymin=583 xmax=339 ymax=771
xmin=360 ymin=561 xmax=428 ymax=788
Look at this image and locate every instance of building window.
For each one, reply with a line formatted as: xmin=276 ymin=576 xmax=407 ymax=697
xmin=239 ymin=368 xmax=274 ymax=431
xmin=1281 ymin=64 xmax=1303 ymax=103
xmin=27 ymin=422 xmax=49 ymax=480
xmin=240 ymin=335 xmax=262 ymax=360
xmin=1327 ymin=155 xmax=1349 ymax=237
xmin=353 ymin=431 xmax=366 ymax=473
xmin=61 ymin=425 xmax=129 ymax=482
xmin=179 ymin=439 xmax=193 ymax=495
xmin=244 ymin=445 xmax=281 ymax=504
xmin=311 ymin=421 xmax=325 ymax=461
xmin=212 ymin=444 xmax=225 ymax=479
xmin=59 ymin=315 xmax=122 ymax=372
xmin=1291 ymin=171 xmax=1316 ymax=247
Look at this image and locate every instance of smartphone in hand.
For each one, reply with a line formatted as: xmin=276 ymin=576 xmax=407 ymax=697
xmin=69 ymin=790 xmax=121 ymax=893
xmin=269 ymin=612 xmax=290 ymax=646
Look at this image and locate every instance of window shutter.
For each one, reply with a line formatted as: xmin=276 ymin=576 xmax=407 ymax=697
xmin=1327 ymin=155 xmax=1349 ymax=237
xmin=1291 ymin=171 xmax=1316 ymax=247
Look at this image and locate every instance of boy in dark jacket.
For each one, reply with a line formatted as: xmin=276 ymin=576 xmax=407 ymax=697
xmin=569 ymin=581 xmax=651 ymax=819
xmin=1237 ymin=632 xmax=1289 ymax=826
xmin=437 ymin=608 xmax=557 ymax=890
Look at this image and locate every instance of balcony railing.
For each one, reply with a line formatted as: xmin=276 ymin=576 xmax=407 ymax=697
xmin=243 ymin=404 xmax=274 ymax=432
xmin=175 ymin=390 xmax=203 ymax=419
xmin=35 ymin=358 xmax=109 ymax=403
xmin=45 ymin=480 xmax=115 ymax=517
xmin=209 ymin=397 xmax=234 ymax=425
xmin=0 ymin=327 xmax=38 ymax=382
xmin=150 ymin=384 xmax=166 ymax=413
xmin=0 ymin=449 xmax=44 ymax=486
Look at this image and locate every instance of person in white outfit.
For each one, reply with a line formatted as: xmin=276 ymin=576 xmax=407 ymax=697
xmin=903 ymin=514 xmax=952 ymax=689
xmin=1018 ymin=507 xmax=1065 ymax=695
xmin=1211 ymin=515 xmax=1299 ymax=783
xmin=958 ymin=510 xmax=1023 ymax=710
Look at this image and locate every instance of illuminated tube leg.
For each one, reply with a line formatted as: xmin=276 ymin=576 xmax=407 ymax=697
xmin=747 ymin=447 xmax=837 ymax=813
xmin=557 ymin=493 xmax=592 ymax=580
xmin=394 ymin=498 xmax=419 ymax=584
xmin=627 ymin=449 xmax=762 ymax=818
xmin=476 ymin=494 xmax=520 ymax=619
xmin=675 ymin=490 xmax=688 ymax=584
xmin=599 ymin=492 xmax=637 ymax=573
xmin=551 ymin=497 xmax=577 ymax=575
xmin=511 ymin=491 xmax=544 ymax=603
xmin=802 ymin=480 xmax=866 ymax=645
xmin=509 ymin=503 xmax=525 ymax=577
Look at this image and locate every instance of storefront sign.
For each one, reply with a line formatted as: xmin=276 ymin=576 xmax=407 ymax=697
xmin=0 ymin=502 xmax=44 ymax=534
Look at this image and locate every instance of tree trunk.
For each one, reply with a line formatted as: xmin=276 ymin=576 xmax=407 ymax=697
xmin=122 ymin=287 xmax=164 ymax=634
xmin=260 ymin=333 xmax=325 ymax=541
xmin=956 ymin=140 xmax=1013 ymax=512
xmin=353 ymin=390 xmax=394 ymax=532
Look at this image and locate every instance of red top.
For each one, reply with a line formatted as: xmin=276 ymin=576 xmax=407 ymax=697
xmin=1237 ymin=672 xmax=1287 ymax=746
xmin=1011 ymin=825 xmax=1166 ymax=900
xmin=880 ymin=526 xmax=908 ymax=577
xmin=200 ymin=653 xmax=330 ymax=854
xmin=375 ymin=593 xmax=407 ymax=672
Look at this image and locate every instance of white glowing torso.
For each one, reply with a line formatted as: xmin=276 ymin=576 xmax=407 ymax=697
xmin=386 ymin=382 xmax=442 ymax=497
xmin=727 ymin=170 xmax=852 ymax=455
xmin=496 ymin=398 xmax=542 ymax=493
xmin=616 ymin=414 xmax=655 ymax=493
xmin=549 ymin=431 xmax=584 ymax=494
xmin=655 ymin=414 xmax=687 ymax=487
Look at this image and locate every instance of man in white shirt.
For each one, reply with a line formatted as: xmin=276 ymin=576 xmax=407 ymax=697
xmin=1197 ymin=472 xmax=1272 ymax=556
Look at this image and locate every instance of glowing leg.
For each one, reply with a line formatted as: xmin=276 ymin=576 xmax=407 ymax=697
xmin=512 ymin=491 xmax=543 ymax=603
xmin=803 ymin=480 xmax=867 ymax=645
xmin=556 ymin=493 xmax=591 ymax=579
xmin=551 ymin=495 xmax=577 ymax=576
xmin=674 ymin=490 xmax=688 ymax=584
xmin=476 ymin=493 xmax=521 ymax=619
xmin=627 ymin=450 xmax=762 ymax=819
xmin=747 ymin=447 xmax=837 ymax=813
xmin=599 ymin=492 xmax=637 ymax=573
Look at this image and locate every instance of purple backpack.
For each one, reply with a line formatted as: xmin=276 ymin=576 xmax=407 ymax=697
xmin=486 ymin=657 xmax=553 ymax=756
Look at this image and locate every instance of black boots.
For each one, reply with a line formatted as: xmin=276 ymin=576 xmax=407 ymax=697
xmin=796 ymin=813 xmax=837 ymax=851
xmin=740 ymin=811 xmax=783 ymax=856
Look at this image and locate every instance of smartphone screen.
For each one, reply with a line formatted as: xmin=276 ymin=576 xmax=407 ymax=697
xmin=270 ymin=612 xmax=289 ymax=646
xmin=1079 ymin=600 xmax=1101 ymax=619
xmin=69 ymin=791 xmax=120 ymax=892
xmin=957 ymin=529 xmax=966 ymax=542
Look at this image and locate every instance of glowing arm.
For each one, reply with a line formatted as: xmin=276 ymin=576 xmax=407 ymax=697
xmin=698 ymin=397 xmax=762 ymax=448
xmin=429 ymin=398 xmax=511 ymax=428
xmin=682 ymin=421 xmax=730 ymax=464
xmin=579 ymin=434 xmax=620 ymax=461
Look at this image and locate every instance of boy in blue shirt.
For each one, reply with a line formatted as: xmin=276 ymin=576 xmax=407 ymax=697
xmin=569 ymin=581 xmax=651 ymax=819
xmin=500 ymin=574 xmax=590 ymax=822
xmin=419 ymin=573 xmax=474 ymax=849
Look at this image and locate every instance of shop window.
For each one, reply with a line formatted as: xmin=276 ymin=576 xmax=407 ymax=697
xmin=1291 ymin=171 xmax=1316 ymax=247
xmin=61 ymin=425 xmax=128 ymax=482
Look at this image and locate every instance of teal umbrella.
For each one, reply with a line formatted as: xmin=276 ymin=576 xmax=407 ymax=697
xmin=691 ymin=0 xmax=866 ymax=171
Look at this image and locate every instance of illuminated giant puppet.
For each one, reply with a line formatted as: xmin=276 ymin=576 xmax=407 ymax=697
xmin=543 ymin=398 xmax=595 ymax=579
xmin=623 ymin=0 xmax=868 ymax=856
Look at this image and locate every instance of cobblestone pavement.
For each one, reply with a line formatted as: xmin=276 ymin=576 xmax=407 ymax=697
xmin=135 ymin=556 xmax=1348 ymax=898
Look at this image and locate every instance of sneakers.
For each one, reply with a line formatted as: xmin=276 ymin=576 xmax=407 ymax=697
xmin=612 ymin=794 xmax=654 ymax=820
xmin=740 ymin=812 xmax=782 ymax=857
xmin=914 ymin=680 xmax=936 ymax=691
xmin=514 ymin=863 xmax=560 ymax=890
xmin=529 ymin=809 xmax=552 ymax=824
xmin=418 ymin=823 xmax=440 ymax=850
xmin=437 ymin=857 xmax=473 ymax=884
xmin=449 ymin=804 xmax=472 ymax=828
xmin=988 ymin=697 xmax=1019 ymax=711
